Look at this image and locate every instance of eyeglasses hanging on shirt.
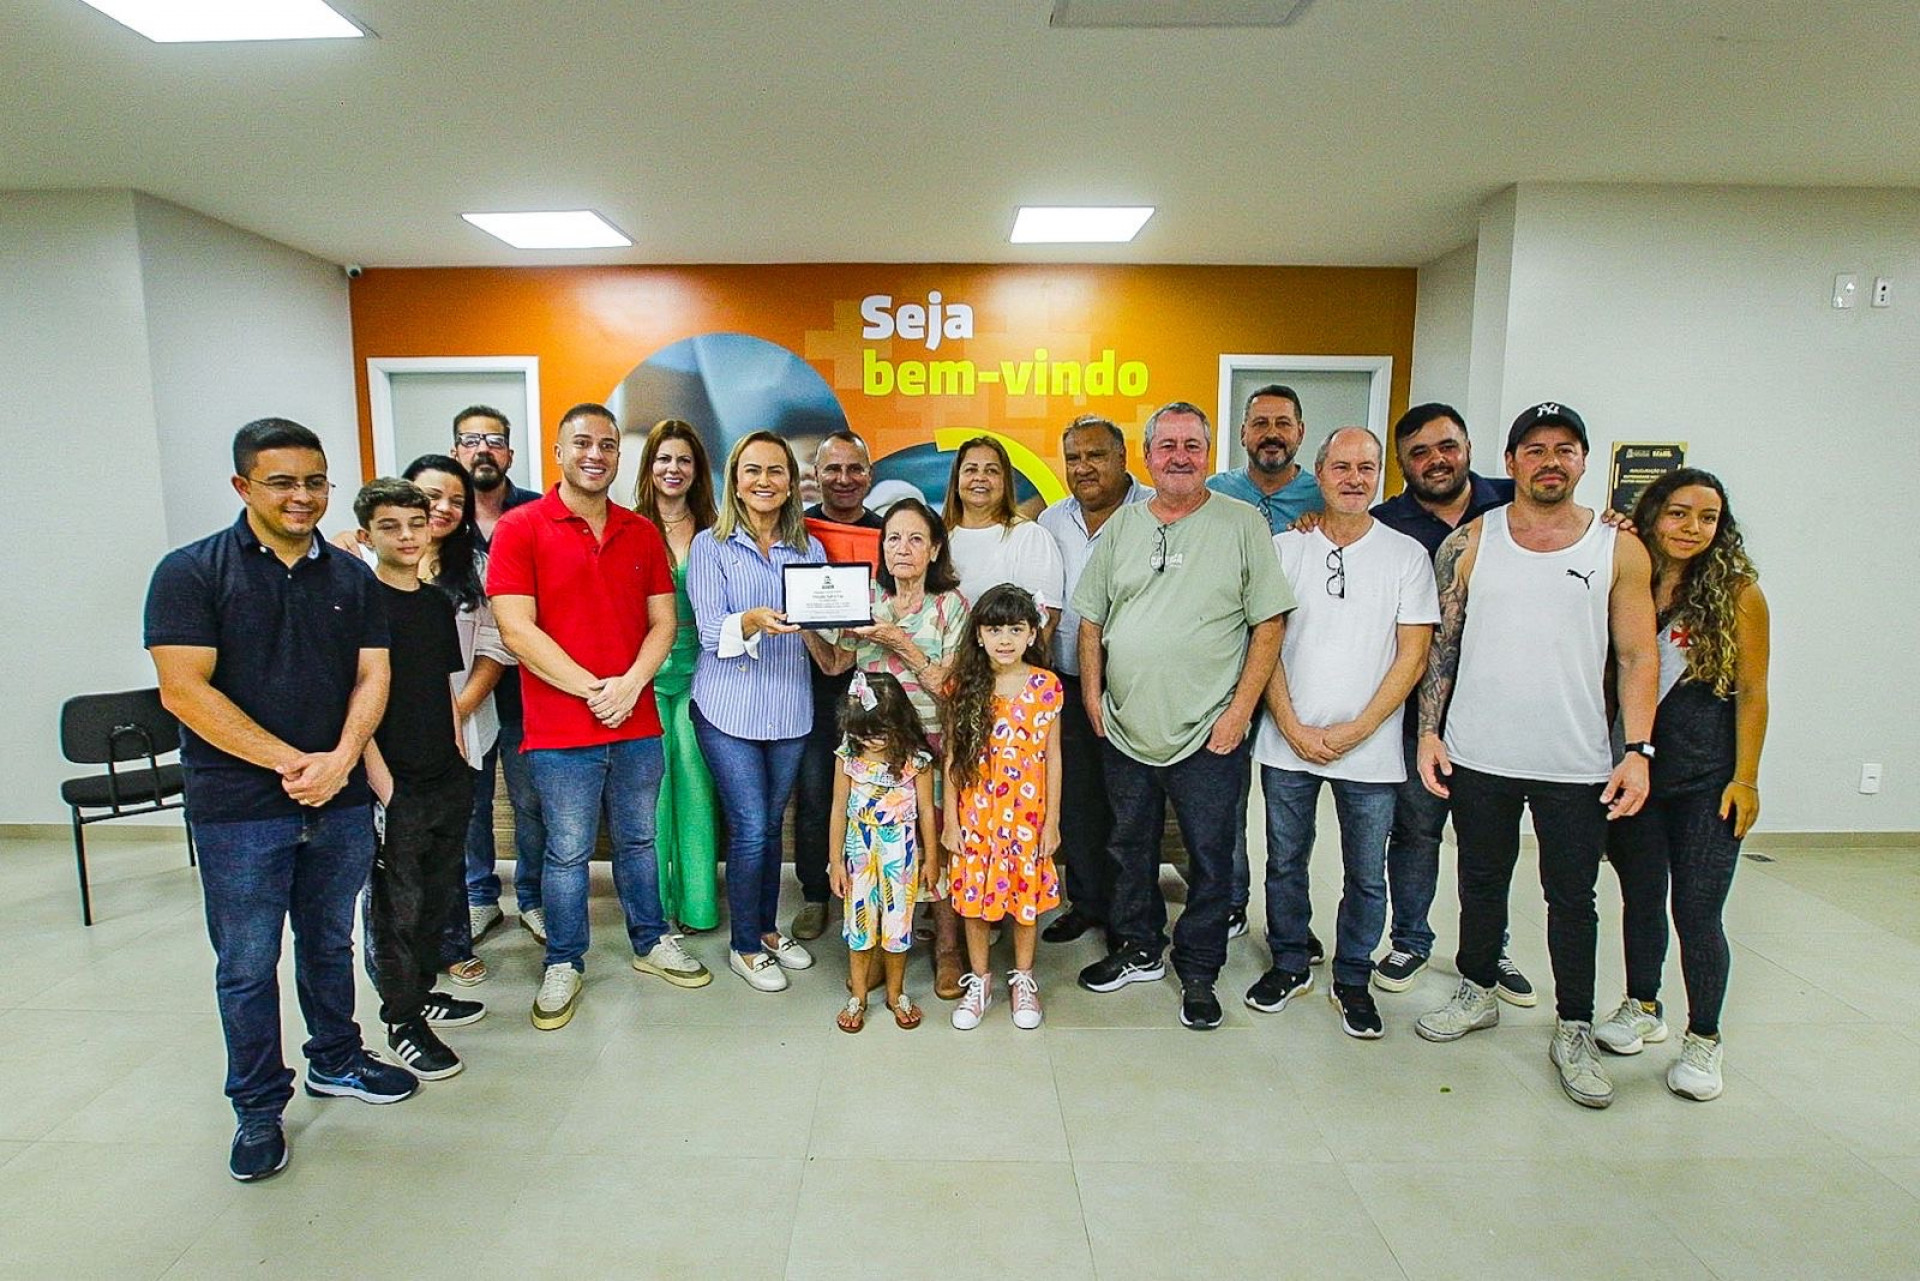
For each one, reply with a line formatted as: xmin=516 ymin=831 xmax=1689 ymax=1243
xmin=1325 ymin=545 xmax=1346 ymax=599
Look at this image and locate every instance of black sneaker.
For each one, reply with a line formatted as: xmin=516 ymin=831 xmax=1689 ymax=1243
xmin=420 ymin=991 xmax=487 ymax=1027
xmin=1225 ymin=907 xmax=1249 ymax=939
xmin=1330 ymin=982 xmax=1385 ymax=1039
xmin=305 ymin=1050 xmax=420 ymax=1103
xmin=387 ymin=1019 xmax=464 ymax=1081
xmin=1077 ymin=947 xmax=1166 ymax=993
xmin=1373 ymin=949 xmax=1429 ymax=992
xmin=1042 ymin=906 xmax=1101 ymax=944
xmin=228 ymin=1116 xmax=287 ymax=1182
xmin=1180 ymin=983 xmax=1223 ymax=1030
xmin=1245 ymin=967 xmax=1313 ymax=1013
xmin=1495 ymin=955 xmax=1539 ymax=1007
xmin=1308 ymin=932 xmax=1326 ymax=966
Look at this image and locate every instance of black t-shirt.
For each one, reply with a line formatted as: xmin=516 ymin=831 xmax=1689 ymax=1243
xmin=374 ymin=580 xmax=467 ymax=788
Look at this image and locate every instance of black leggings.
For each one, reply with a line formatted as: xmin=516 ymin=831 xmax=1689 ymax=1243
xmin=1607 ymin=786 xmax=1742 ymax=1037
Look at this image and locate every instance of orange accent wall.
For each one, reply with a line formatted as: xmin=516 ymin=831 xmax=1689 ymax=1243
xmin=348 ymin=263 xmax=1416 ymax=489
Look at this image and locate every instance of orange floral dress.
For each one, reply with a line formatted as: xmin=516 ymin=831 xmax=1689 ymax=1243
xmin=949 ymin=670 xmax=1063 ymax=923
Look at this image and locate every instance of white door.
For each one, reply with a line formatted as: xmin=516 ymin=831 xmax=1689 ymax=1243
xmin=368 ymin=357 xmax=542 ymax=488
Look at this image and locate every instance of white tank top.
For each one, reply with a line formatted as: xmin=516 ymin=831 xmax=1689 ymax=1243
xmin=1444 ymin=506 xmax=1616 ymax=783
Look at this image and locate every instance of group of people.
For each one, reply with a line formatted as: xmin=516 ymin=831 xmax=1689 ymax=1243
xmin=143 ymin=384 xmax=1769 ymax=1183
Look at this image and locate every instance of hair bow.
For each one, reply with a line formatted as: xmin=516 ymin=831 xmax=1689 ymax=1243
xmin=849 ymin=670 xmax=879 ymax=711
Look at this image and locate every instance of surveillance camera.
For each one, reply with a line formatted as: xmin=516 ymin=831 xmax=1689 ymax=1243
xmin=344 ymin=264 xmax=365 ymax=279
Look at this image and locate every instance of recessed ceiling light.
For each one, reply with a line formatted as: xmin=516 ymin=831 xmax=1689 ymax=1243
xmin=1010 ymin=206 xmax=1155 ymax=244
xmin=461 ymin=211 xmax=632 ymax=250
xmin=77 ymin=1 xmax=365 ymax=43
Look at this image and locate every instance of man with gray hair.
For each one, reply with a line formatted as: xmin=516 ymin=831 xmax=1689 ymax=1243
xmin=1073 ymin=401 xmax=1293 ymax=1029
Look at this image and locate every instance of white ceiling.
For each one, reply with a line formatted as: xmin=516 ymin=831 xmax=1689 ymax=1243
xmin=6 ymin=1 xmax=1919 ymax=268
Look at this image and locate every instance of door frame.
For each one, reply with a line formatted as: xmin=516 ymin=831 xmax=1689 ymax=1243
xmin=1214 ymin=354 xmax=1394 ymax=473
xmin=366 ymin=355 xmax=543 ymax=484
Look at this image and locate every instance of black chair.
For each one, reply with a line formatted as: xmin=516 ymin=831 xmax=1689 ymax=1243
xmin=59 ymin=688 xmax=196 ymax=925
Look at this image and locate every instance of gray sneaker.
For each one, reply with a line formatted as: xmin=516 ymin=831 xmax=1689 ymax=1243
xmin=1550 ymin=1019 xmax=1615 ymax=1108
xmin=1594 ymin=997 xmax=1668 ymax=1055
xmin=1415 ymin=977 xmax=1500 ymax=1042
xmin=1667 ymin=1031 xmax=1725 ymax=1102
xmin=520 ymin=907 xmax=547 ymax=944
xmin=632 ymin=935 xmax=713 ymax=988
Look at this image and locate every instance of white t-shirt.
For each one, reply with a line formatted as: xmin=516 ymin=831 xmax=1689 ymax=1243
xmin=1254 ymin=522 xmax=1440 ymax=782
xmin=950 ymin=519 xmax=1066 ymax=610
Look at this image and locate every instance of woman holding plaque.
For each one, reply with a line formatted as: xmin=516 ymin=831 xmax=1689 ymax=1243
xmin=631 ymin=419 xmax=722 ymax=936
xmin=942 ymin=436 xmax=1065 ymax=626
xmin=814 ymin=498 xmax=971 ymax=996
xmin=687 ymin=431 xmax=832 ymax=992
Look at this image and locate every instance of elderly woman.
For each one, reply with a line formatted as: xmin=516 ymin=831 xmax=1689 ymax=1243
xmin=814 ymin=499 xmax=972 ymax=996
xmin=942 ymin=435 xmax=1065 ymax=627
xmin=686 ymin=431 xmax=829 ymax=992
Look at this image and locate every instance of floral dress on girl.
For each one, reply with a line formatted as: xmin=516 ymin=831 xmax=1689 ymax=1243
xmin=949 ymin=670 xmax=1063 ymax=924
xmin=838 ymin=746 xmax=934 ymax=953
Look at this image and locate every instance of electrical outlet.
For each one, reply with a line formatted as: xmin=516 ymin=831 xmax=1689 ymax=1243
xmin=1859 ymin=763 xmax=1882 ymax=795
xmin=1872 ymin=276 xmax=1892 ymax=308
xmin=1834 ymin=273 xmax=1860 ymax=308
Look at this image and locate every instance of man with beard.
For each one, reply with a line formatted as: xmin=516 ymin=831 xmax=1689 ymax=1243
xmin=1412 ymin=403 xmax=1658 ymax=1112
xmin=1036 ymin=415 xmax=1153 ymax=944
xmin=1366 ymin=403 xmax=1533 ymax=1002
xmin=448 ymin=407 xmax=548 ymax=960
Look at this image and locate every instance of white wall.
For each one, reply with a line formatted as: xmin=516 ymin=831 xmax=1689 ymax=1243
xmin=1 ymin=190 xmax=356 ymax=824
xmin=1457 ymin=183 xmax=1920 ymax=832
xmin=133 ymin=194 xmax=357 ymax=546
xmin=1410 ymin=240 xmax=1476 ymax=410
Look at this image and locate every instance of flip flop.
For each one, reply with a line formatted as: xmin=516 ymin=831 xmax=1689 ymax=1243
xmin=888 ymin=996 xmax=923 ymax=1030
xmin=836 ymin=997 xmax=867 ymax=1034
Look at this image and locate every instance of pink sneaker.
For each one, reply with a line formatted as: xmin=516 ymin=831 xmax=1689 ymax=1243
xmin=1009 ymin=969 xmax=1043 ymax=1030
xmin=951 ymin=972 xmax=991 ymax=1030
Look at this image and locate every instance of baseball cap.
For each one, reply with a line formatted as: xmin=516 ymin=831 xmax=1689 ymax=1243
xmin=1505 ymin=402 xmax=1589 ymax=453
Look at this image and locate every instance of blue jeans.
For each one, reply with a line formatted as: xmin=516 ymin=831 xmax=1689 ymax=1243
xmin=1384 ymin=727 xmax=1446 ymax=957
xmin=1261 ymin=766 xmax=1396 ymax=987
xmin=1104 ymin=739 xmax=1248 ymax=988
xmin=465 ymin=715 xmax=545 ymax=911
xmin=692 ymin=703 xmax=807 ymax=957
xmin=194 ymin=805 xmax=375 ymax=1119
xmin=528 ymin=737 xmax=668 ymax=971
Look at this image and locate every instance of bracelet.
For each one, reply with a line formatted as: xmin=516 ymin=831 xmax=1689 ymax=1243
xmin=1731 ymin=779 xmax=1758 ymax=789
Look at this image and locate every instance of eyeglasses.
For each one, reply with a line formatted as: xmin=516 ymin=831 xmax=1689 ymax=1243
xmin=245 ymin=476 xmax=334 ymax=496
xmin=1149 ymin=522 xmax=1171 ymax=573
xmin=455 ymin=433 xmax=510 ymax=449
xmin=1325 ymin=545 xmax=1346 ymax=599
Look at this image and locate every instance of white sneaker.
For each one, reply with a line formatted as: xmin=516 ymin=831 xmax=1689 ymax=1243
xmin=730 ymin=950 xmax=789 ymax=992
xmin=633 ymin=935 xmax=713 ymax=988
xmin=1414 ymin=977 xmax=1500 ymax=1042
xmin=520 ymin=907 xmax=547 ymax=944
xmin=1594 ymin=997 xmax=1668 ymax=1055
xmin=1008 ymin=969 xmax=1043 ymax=1030
xmin=531 ymin=964 xmax=581 ymax=1031
xmin=951 ymin=972 xmax=992 ymax=1030
xmin=468 ymin=903 xmax=503 ymax=941
xmin=1667 ymin=1031 xmax=1725 ymax=1101
xmin=1550 ymin=1019 xmax=1615 ymax=1109
xmin=765 ymin=934 xmax=814 ymax=971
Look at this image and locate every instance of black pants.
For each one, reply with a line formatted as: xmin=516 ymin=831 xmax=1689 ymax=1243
xmin=1450 ymin=765 xmax=1607 ymax=1023
xmin=790 ymin=676 xmax=849 ymax=905
xmin=371 ymin=772 xmax=474 ymax=1025
xmin=1057 ymin=680 xmax=1116 ymax=925
xmin=1607 ymin=786 xmax=1742 ymax=1037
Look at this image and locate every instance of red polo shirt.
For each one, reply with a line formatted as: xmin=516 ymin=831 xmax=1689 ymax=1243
xmin=487 ymin=487 xmax=675 ymax=750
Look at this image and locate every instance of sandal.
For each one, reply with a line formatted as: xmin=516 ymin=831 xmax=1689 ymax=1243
xmin=836 ymin=996 xmax=867 ymax=1034
xmin=888 ymin=995 xmax=923 ymax=1030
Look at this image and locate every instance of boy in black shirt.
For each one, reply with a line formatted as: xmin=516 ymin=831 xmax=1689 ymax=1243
xmin=355 ymin=478 xmax=484 ymax=1078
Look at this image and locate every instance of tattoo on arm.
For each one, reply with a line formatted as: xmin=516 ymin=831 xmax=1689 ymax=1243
xmin=1417 ymin=528 xmax=1471 ymax=738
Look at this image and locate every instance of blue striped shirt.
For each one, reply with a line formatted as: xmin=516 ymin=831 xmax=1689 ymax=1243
xmin=686 ymin=527 xmax=825 ymax=740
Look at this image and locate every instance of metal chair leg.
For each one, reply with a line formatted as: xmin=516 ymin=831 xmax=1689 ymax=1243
xmin=71 ymin=810 xmax=93 ymax=927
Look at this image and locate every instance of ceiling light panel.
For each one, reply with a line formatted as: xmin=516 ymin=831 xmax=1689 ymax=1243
xmin=461 ymin=211 xmax=632 ymax=250
xmin=1050 ymin=0 xmax=1314 ymax=28
xmin=1010 ymin=207 xmax=1155 ymax=244
xmin=77 ymin=1 xmax=365 ymax=43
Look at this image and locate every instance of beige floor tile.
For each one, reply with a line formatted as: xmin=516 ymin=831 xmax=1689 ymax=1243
xmin=0 ymin=1139 xmax=239 ymax=1277
xmin=1734 ymin=927 xmax=1920 ymax=1023
xmin=1870 ymin=1155 xmax=1920 ymax=1200
xmin=1731 ymin=1022 xmax=1920 ymax=1158
xmin=0 ymin=1140 xmax=29 ymax=1170
xmin=785 ymin=1159 xmax=1094 ymax=1280
xmin=0 ymin=1007 xmax=211 ymax=1140
xmin=1076 ymin=1159 xmax=1407 ymax=1279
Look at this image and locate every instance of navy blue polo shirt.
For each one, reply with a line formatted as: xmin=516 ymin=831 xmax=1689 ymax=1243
xmin=480 ymin=482 xmax=543 ymax=728
xmin=144 ymin=513 xmax=389 ymax=823
xmin=1371 ymin=472 xmax=1515 ymax=560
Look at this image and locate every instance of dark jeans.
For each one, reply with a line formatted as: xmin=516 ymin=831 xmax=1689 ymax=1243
xmin=1384 ymin=727 xmax=1447 ymax=956
xmin=790 ymin=677 xmax=847 ymax=905
xmin=465 ymin=714 xmax=545 ymax=911
xmin=1607 ymin=786 xmax=1743 ymax=1037
xmin=1451 ymin=764 xmax=1608 ymax=1023
xmin=529 ymin=737 xmax=669 ymax=971
xmin=1261 ymin=767 xmax=1397 ymax=987
xmin=371 ymin=773 xmax=473 ymax=1025
xmin=1058 ymin=680 xmax=1116 ymax=924
xmin=1105 ymin=739 xmax=1249 ymax=988
xmin=194 ymin=805 xmax=376 ymax=1119
xmin=692 ymin=703 xmax=807 ymax=956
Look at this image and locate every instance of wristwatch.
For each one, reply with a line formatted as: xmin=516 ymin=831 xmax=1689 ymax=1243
xmin=1623 ymin=741 xmax=1656 ymax=761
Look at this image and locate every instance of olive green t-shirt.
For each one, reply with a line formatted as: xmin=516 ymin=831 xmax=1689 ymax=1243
xmin=1073 ymin=494 xmax=1295 ymax=766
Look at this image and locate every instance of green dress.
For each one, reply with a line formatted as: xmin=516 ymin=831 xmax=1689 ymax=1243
xmin=655 ymin=559 xmax=720 ymax=930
